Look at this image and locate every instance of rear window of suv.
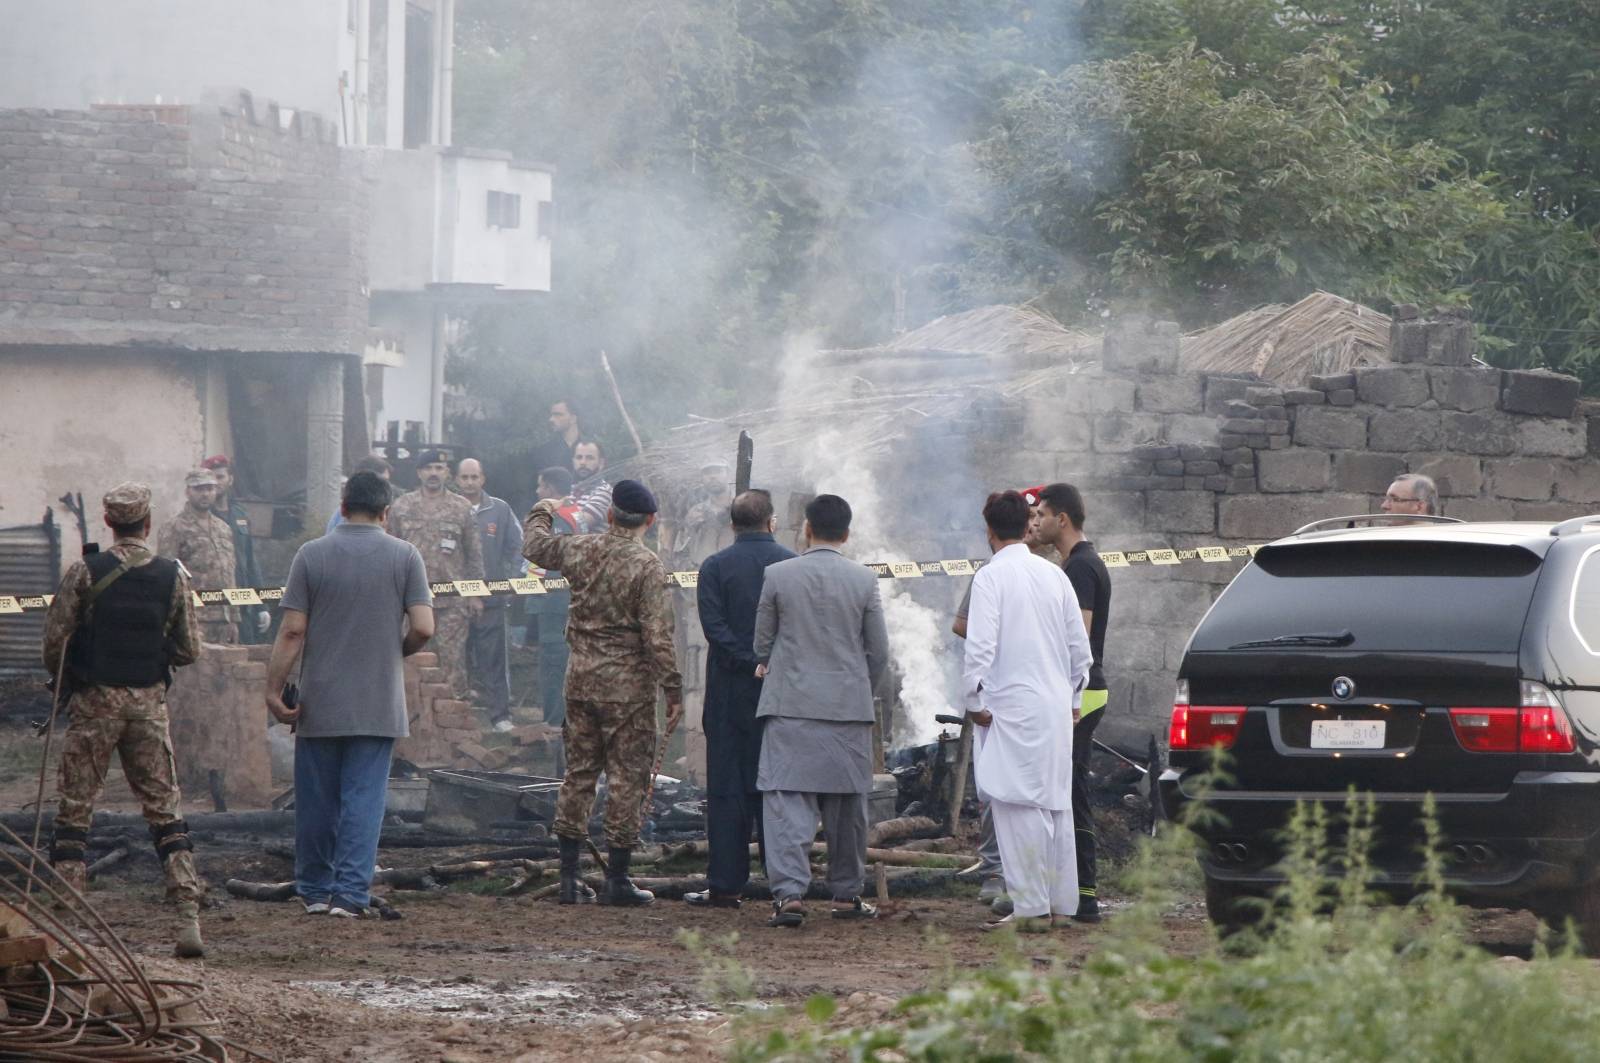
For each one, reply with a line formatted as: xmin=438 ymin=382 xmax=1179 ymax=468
xmin=1190 ymin=540 xmax=1543 ymax=654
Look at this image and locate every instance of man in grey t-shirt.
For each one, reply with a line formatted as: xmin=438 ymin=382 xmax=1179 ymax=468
xmin=266 ymin=471 xmax=435 ymax=917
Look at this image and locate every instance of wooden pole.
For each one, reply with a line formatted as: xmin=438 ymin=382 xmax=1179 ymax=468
xmin=599 ymin=350 xmax=645 ymax=456
xmin=947 ymin=719 xmax=974 ymax=836
xmin=735 ymin=431 xmax=754 ymax=493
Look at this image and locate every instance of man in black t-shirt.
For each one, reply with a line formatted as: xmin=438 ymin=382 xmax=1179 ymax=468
xmin=1034 ymin=482 xmax=1112 ymax=923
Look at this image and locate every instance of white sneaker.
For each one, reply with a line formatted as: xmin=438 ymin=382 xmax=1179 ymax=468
xmin=493 ymin=719 xmax=515 ymax=734
xmin=303 ymin=900 xmax=330 ymax=915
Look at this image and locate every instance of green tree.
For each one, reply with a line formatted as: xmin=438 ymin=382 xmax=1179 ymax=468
xmin=972 ymin=42 xmax=1506 ymax=324
xmin=1071 ymin=0 xmax=1600 ymax=377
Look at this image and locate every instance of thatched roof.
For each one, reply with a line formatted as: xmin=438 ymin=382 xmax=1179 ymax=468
xmin=1180 ymin=292 xmax=1391 ymax=385
xmin=819 ymin=304 xmax=1100 ymax=369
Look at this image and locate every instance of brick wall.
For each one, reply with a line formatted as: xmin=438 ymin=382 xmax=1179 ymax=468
xmin=0 ymin=97 xmax=368 ymax=355
xmin=167 ymin=643 xmax=274 ymax=808
xmin=1001 ymin=307 xmax=1596 ymax=748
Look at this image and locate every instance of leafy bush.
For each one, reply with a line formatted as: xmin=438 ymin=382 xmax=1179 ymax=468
xmin=735 ymin=785 xmax=1600 ymax=1062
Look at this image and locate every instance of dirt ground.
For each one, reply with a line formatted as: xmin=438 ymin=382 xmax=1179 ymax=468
xmin=0 ymin=714 xmax=1556 ymax=1063
xmin=94 ymin=875 xmax=1187 ymax=1063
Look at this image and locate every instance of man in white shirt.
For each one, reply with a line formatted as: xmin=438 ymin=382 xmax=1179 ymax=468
xmin=962 ymin=490 xmax=1092 ymax=931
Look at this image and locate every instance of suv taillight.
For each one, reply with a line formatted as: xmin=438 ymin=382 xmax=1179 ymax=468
xmin=1169 ymin=680 xmax=1246 ymax=750
xmin=1447 ymin=681 xmax=1576 ymax=754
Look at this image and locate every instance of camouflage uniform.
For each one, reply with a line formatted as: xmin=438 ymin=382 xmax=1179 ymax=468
xmin=524 ymin=499 xmax=683 ymax=848
xmin=157 ymin=504 xmax=237 ymax=645
xmin=387 ymin=488 xmax=485 ymax=699
xmin=213 ymin=495 xmax=269 ymax=643
xmin=43 ymin=535 xmax=204 ymax=904
xmin=680 ymin=495 xmax=736 ymax=569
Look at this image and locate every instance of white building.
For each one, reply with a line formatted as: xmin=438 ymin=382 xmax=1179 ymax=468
xmin=0 ymin=0 xmax=553 ymax=446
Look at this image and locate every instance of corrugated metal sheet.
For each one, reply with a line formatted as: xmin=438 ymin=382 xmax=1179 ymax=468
xmin=0 ymin=514 xmax=59 ymax=674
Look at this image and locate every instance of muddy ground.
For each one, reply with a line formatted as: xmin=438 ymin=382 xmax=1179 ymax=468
xmin=0 ymin=713 xmax=1553 ymax=1063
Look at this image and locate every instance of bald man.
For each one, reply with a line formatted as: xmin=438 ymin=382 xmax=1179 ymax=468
xmin=458 ymin=459 xmax=526 ymax=731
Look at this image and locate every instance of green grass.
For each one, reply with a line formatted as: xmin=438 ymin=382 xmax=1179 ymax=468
xmin=727 ymin=768 xmax=1600 ymax=1063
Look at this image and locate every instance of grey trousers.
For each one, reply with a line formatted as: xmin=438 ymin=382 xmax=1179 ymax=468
xmin=762 ymin=790 xmax=868 ymax=903
xmin=977 ymin=802 xmax=1003 ymax=881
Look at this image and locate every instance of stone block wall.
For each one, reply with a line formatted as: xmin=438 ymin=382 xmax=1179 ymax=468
xmin=1001 ymin=307 xmax=1596 ymax=750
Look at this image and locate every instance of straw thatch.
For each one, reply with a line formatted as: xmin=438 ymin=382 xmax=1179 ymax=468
xmin=1180 ymin=291 xmax=1391 ymax=385
xmin=819 ymin=304 xmax=1100 ymax=369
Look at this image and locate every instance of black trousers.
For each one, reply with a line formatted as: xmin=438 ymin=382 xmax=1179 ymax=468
xmin=703 ymin=667 xmax=764 ymax=897
xmin=706 ymin=789 xmax=765 ymax=896
xmin=1073 ymin=708 xmax=1102 ymax=899
xmin=466 ymin=606 xmax=510 ymax=719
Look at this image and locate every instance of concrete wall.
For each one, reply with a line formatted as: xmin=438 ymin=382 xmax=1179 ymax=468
xmin=0 ymin=0 xmax=349 ymax=123
xmin=439 ymin=152 xmax=553 ymax=292
xmin=368 ymin=294 xmax=437 ymax=436
xmin=0 ymin=348 xmax=205 ymax=560
xmin=367 ymin=148 xmax=554 ymax=294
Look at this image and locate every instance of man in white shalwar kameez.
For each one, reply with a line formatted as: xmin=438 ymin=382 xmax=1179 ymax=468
xmin=962 ymin=490 xmax=1092 ymax=931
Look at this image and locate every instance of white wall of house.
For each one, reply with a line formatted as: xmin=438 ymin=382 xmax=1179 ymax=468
xmin=440 ymin=154 xmax=554 ymax=292
xmin=0 ymin=350 xmax=208 ymax=576
xmin=367 ymin=148 xmax=554 ymax=294
xmin=368 ymin=295 xmax=438 ymax=439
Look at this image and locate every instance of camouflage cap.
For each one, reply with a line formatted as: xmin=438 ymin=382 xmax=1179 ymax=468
xmin=103 ymin=482 xmax=152 ymax=525
xmin=185 ymin=468 xmax=219 ymax=488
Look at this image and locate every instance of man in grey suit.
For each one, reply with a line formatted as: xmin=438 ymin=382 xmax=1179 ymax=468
xmin=753 ymin=494 xmax=890 ymax=928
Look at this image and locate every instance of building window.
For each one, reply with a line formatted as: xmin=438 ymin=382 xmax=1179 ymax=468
xmin=537 ymin=199 xmax=554 ymax=240
xmin=486 ymin=190 xmax=522 ymax=229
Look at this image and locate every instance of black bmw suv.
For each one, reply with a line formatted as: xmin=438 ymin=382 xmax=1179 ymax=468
xmin=1160 ymin=515 xmax=1600 ymax=944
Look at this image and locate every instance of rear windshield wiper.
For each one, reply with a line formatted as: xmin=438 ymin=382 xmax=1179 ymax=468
xmin=1228 ymin=630 xmax=1354 ymax=649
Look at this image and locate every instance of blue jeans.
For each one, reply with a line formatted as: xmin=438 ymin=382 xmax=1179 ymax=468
xmin=294 ymin=735 xmax=394 ymax=908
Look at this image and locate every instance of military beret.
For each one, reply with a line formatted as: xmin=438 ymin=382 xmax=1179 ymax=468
xmin=201 ymin=454 xmax=231 ymax=470
xmin=185 ymin=468 xmax=219 ymax=488
xmin=612 ymin=479 xmax=658 ymax=515
xmin=416 ymin=449 xmax=451 ymax=467
xmin=103 ymin=482 xmax=152 ymax=525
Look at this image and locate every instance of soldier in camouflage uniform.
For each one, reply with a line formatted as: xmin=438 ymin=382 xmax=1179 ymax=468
xmin=524 ymin=478 xmax=683 ymax=907
xmin=201 ymin=454 xmax=272 ymax=643
xmin=156 ymin=468 xmax=237 ymax=645
xmin=44 ymin=482 xmax=206 ymax=959
xmin=386 ymin=450 xmax=485 ymax=700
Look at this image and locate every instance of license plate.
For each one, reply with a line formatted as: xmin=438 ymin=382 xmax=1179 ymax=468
xmin=1310 ymin=719 xmax=1386 ymax=750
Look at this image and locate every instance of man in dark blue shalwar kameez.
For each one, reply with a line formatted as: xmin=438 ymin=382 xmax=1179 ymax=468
xmin=683 ymin=489 xmax=795 ymax=909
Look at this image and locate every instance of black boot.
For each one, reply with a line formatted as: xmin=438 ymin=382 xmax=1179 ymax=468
xmin=601 ymin=847 xmax=655 ymax=907
xmin=557 ymin=836 xmax=593 ymax=905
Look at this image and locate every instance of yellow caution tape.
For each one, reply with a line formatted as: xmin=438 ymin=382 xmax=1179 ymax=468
xmin=1 ymin=544 xmax=1262 ymax=611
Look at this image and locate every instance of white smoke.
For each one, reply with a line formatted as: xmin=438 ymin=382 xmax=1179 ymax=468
xmin=778 ymin=334 xmax=961 ymax=747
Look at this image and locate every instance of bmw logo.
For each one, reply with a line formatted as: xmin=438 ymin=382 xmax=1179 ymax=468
xmin=1331 ymin=676 xmax=1356 ymax=700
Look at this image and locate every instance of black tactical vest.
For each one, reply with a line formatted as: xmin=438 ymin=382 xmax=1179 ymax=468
xmin=67 ymin=550 xmax=179 ymax=688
